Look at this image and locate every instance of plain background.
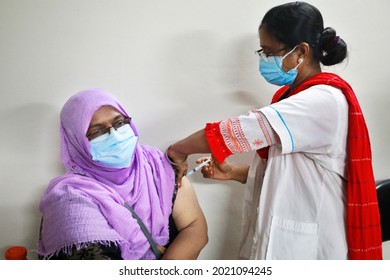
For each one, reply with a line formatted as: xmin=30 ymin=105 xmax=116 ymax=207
xmin=1 ymin=0 xmax=389 ymax=260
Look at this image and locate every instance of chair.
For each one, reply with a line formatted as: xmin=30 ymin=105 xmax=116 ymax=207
xmin=376 ymin=179 xmax=390 ymax=242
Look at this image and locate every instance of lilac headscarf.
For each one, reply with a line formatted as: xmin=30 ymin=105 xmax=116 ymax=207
xmin=38 ymin=89 xmax=175 ymax=259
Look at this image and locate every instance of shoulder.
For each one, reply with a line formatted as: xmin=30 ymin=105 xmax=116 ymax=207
xmin=277 ymin=84 xmax=347 ymax=111
xmin=174 ymin=176 xmax=198 ymax=206
xmin=299 ymin=84 xmax=348 ymax=110
xmin=295 ymin=84 xmax=344 ymax=100
xmin=137 ymin=144 xmax=169 ymax=164
xmin=41 ymin=174 xmax=99 ymax=209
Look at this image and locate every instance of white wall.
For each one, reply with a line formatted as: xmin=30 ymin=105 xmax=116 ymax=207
xmin=1 ymin=0 xmax=389 ymax=260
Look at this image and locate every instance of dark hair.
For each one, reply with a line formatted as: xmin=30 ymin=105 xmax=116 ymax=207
xmin=259 ymin=1 xmax=347 ymax=66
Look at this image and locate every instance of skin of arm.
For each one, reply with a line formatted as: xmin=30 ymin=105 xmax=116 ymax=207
xmin=168 ymin=129 xmax=250 ymax=185
xmin=196 ymin=157 xmax=250 ymax=184
xmin=221 ymin=162 xmax=250 ymax=184
xmin=167 ymin=129 xmax=210 ymax=187
xmin=170 ymin=129 xmax=211 ymax=157
xmin=161 ymin=176 xmax=208 ymax=260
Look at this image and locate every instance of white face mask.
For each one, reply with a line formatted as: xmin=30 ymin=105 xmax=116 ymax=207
xmin=89 ymin=124 xmax=138 ymax=168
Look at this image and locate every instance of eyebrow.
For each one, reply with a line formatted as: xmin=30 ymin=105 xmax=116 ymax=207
xmin=88 ymin=114 xmax=125 ymax=130
xmin=260 ymin=46 xmax=272 ymax=52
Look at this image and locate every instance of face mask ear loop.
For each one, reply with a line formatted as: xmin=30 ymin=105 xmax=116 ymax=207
xmin=280 ymin=45 xmax=300 ymax=71
xmin=281 ymin=45 xmax=299 ymax=60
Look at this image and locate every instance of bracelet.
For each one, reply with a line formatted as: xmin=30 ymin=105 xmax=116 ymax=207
xmin=165 ymin=146 xmax=187 ymax=166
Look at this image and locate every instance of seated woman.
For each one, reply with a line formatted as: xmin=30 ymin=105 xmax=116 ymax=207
xmin=37 ymin=89 xmax=208 ymax=260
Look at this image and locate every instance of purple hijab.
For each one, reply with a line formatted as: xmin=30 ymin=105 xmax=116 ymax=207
xmin=38 ymin=89 xmax=175 ymax=259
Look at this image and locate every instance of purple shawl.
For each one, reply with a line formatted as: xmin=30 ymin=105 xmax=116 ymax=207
xmin=38 ymin=89 xmax=175 ymax=259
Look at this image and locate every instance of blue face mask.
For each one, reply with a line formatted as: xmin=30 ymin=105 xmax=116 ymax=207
xmin=89 ymin=124 xmax=138 ymax=168
xmin=259 ymin=46 xmax=302 ymax=86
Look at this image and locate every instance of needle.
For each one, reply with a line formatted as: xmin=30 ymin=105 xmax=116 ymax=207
xmin=186 ymin=158 xmax=211 ymax=177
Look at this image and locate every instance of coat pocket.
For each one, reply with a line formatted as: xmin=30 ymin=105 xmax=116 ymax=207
xmin=265 ymin=215 xmax=319 ymax=260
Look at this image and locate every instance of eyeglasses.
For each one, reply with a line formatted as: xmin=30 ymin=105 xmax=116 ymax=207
xmin=255 ymin=47 xmax=287 ymax=60
xmin=86 ymin=117 xmax=132 ymax=141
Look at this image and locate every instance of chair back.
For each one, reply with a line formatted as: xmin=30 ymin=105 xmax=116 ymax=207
xmin=376 ymin=179 xmax=390 ymax=242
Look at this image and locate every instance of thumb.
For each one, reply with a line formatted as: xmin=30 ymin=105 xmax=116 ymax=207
xmin=196 ymin=156 xmax=211 ymax=164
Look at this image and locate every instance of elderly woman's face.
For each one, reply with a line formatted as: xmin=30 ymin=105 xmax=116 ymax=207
xmin=86 ymin=106 xmax=126 ymax=141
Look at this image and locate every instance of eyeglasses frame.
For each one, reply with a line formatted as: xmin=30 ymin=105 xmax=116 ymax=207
xmin=86 ymin=116 xmax=132 ymax=141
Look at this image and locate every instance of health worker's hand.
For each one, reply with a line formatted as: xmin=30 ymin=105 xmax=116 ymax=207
xmin=196 ymin=156 xmax=233 ymax=181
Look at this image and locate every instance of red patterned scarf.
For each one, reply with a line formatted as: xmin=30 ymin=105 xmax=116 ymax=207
xmin=257 ymin=72 xmax=382 ymax=259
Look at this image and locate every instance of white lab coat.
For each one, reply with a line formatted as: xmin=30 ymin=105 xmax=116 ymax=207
xmin=238 ymin=85 xmax=349 ymax=260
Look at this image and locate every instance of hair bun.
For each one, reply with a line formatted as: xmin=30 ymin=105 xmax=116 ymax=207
xmin=324 ymin=35 xmax=340 ymax=52
xmin=320 ymin=28 xmax=337 ymax=50
xmin=319 ymin=27 xmax=347 ymax=66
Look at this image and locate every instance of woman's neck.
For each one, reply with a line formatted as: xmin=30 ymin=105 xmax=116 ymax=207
xmin=291 ymin=63 xmax=322 ymax=90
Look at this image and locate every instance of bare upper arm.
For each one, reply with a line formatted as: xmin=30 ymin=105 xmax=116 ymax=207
xmin=172 ymin=176 xmax=207 ymax=232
